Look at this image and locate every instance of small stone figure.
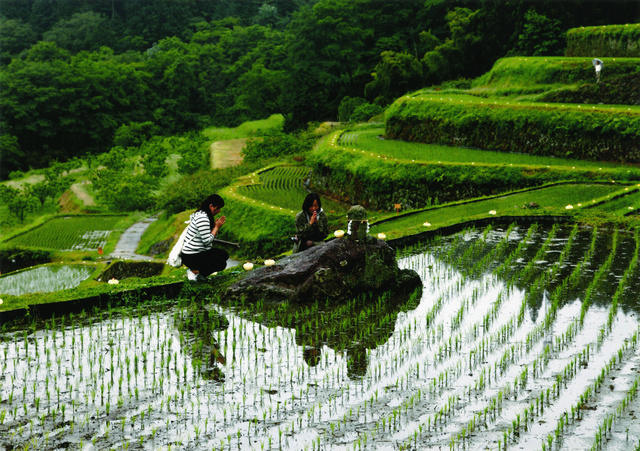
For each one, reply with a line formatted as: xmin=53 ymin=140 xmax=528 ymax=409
xmin=347 ymin=205 xmax=371 ymax=242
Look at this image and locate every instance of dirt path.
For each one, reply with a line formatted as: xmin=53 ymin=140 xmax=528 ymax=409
xmin=210 ymin=139 xmax=246 ymax=169
xmin=70 ymin=180 xmax=95 ymax=206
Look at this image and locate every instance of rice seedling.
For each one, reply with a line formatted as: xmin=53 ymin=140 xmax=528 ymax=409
xmin=1 ymin=223 xmax=639 ymax=449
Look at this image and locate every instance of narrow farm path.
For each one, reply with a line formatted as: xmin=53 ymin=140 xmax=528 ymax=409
xmin=110 ymin=215 xmax=158 ymax=261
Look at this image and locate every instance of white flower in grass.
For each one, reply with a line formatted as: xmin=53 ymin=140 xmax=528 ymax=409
xmin=243 ymin=262 xmax=254 ymax=271
xmin=334 ymin=230 xmax=345 ymax=238
xmin=577 ymin=203 xmax=582 ymax=207
xmin=377 ymin=233 xmax=386 ymax=240
xmin=264 ymin=259 xmax=275 ymax=266
xmin=108 ymin=278 xmax=119 ymax=285
xmin=629 ymin=207 xmax=634 ymax=210
xmin=489 ymin=210 xmax=497 ymax=215
xmin=423 ymin=222 xmax=431 ymax=227
xmin=566 ymin=205 xmax=574 ymax=210
xmin=0 ymin=299 xmax=3 ymax=305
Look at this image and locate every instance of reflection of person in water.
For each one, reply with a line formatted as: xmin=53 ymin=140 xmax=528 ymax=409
xmin=303 ymin=345 xmax=322 ymax=367
xmin=346 ymin=345 xmax=368 ymax=379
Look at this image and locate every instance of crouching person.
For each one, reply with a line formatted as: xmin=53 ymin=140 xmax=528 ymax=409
xmin=181 ymin=194 xmax=229 ymax=281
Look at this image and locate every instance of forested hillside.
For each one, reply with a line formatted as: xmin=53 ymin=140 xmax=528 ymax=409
xmin=1 ymin=0 xmax=638 ymax=178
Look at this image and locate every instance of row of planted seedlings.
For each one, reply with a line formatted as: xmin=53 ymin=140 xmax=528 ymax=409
xmin=2 ymin=222 xmax=640 ymax=450
xmin=392 ymin=223 xmax=640 ymax=450
xmin=292 ymin=226 xmax=537 ymax=450
xmin=213 ymin=223 xmax=640 ymax=451
xmin=0 ymin=296 xmax=241 ymax=450
xmin=338 ymin=223 xmax=600 ymax=449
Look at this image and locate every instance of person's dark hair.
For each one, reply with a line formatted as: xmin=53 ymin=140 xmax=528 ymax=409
xmin=197 ymin=194 xmax=224 ymax=223
xmin=302 ymin=192 xmax=321 ymax=213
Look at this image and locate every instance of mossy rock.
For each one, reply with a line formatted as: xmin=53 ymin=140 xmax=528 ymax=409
xmin=97 ymin=261 xmax=165 ymax=281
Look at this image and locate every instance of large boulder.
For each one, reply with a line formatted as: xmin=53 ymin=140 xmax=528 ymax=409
xmin=225 ymin=238 xmax=421 ymax=303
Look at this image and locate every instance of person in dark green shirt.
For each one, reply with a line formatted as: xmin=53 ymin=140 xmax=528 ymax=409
xmin=293 ymin=193 xmax=329 ymax=253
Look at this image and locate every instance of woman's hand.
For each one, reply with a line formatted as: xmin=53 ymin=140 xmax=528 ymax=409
xmin=212 ymin=215 xmax=226 ymax=236
xmin=309 ymin=211 xmax=318 ymax=225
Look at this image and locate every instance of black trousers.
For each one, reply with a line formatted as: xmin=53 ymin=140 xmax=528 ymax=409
xmin=181 ymin=248 xmax=229 ymax=277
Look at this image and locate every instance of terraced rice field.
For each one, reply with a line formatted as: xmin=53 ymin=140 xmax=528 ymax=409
xmin=1 ymin=223 xmax=639 ymax=450
xmin=237 ymin=166 xmax=349 ymax=214
xmin=5 ymin=216 xmax=125 ymax=251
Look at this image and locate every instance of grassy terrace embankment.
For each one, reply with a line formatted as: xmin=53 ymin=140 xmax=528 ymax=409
xmin=3 ymin=53 xmax=640 ymax=314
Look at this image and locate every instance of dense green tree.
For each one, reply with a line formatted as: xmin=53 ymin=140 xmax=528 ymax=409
xmin=99 ymin=174 xmax=158 ymax=212
xmin=0 ymin=18 xmax=37 ymax=64
xmin=29 ymin=179 xmax=54 ymax=207
xmin=0 ymin=185 xmax=36 ymax=222
xmin=0 ymin=134 xmax=22 ymax=179
xmin=512 ymin=9 xmax=564 ymax=56
xmin=140 ymin=139 xmax=169 ymax=179
xmin=338 ymin=96 xmax=366 ymax=123
xmin=364 ymin=51 xmax=423 ymax=105
xmin=43 ymin=11 xmax=115 ymax=53
xmin=113 ymin=121 xmax=159 ymax=148
xmin=177 ymin=146 xmax=206 ymax=176
xmin=285 ymin=0 xmax=373 ymax=120
xmin=1 ymin=43 xmax=151 ymax=170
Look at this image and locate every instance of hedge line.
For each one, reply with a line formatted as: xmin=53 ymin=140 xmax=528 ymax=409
xmin=306 ymin=142 xmax=634 ymax=211
xmin=385 ymin=98 xmax=640 ymax=163
xmin=472 ymin=56 xmax=640 ymax=88
xmin=566 ymin=24 xmax=640 ymax=57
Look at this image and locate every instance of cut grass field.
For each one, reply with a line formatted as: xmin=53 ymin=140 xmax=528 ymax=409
xmin=342 ymin=128 xmax=634 ymax=169
xmin=210 ymin=138 xmax=247 ymax=169
xmin=201 ymin=114 xmax=284 ymax=141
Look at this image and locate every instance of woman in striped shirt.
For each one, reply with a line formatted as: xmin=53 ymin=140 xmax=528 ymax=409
xmin=181 ymin=194 xmax=229 ymax=281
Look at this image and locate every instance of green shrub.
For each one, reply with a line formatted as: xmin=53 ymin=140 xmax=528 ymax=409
xmin=350 ymin=103 xmax=384 ymax=123
xmin=338 ymin=96 xmax=367 ymax=122
xmin=158 ymin=162 xmax=261 ymax=215
xmin=566 ymin=24 xmax=640 ymax=57
xmin=241 ymin=130 xmax=312 ymax=164
xmin=113 ymin=121 xmax=159 ymax=148
xmin=0 ymin=247 xmax=52 ymax=274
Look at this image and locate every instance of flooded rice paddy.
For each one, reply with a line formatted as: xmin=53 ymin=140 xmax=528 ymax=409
xmin=1 ymin=223 xmax=639 ymax=450
xmin=0 ymin=265 xmax=94 ymax=297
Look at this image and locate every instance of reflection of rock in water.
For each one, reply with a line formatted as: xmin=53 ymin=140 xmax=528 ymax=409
xmin=263 ymin=287 xmax=422 ymax=380
xmin=176 ymin=306 xmax=228 ymax=382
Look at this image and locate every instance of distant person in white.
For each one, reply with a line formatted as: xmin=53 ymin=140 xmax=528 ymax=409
xmin=594 ymin=59 xmax=603 ymax=83
xmin=181 ymin=194 xmax=229 ymax=281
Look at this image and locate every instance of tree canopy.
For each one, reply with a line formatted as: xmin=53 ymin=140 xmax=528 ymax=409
xmin=1 ymin=0 xmax=638 ymax=178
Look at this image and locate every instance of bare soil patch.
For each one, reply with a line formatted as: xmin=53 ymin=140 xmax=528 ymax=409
xmin=210 ymin=138 xmax=246 ymax=169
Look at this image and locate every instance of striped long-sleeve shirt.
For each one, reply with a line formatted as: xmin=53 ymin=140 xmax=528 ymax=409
xmin=181 ymin=211 xmax=216 ymax=254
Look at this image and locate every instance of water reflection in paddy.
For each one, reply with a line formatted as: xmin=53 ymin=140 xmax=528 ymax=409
xmin=0 ymin=264 xmax=94 ymax=296
xmin=0 ymin=224 xmax=639 ymax=450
